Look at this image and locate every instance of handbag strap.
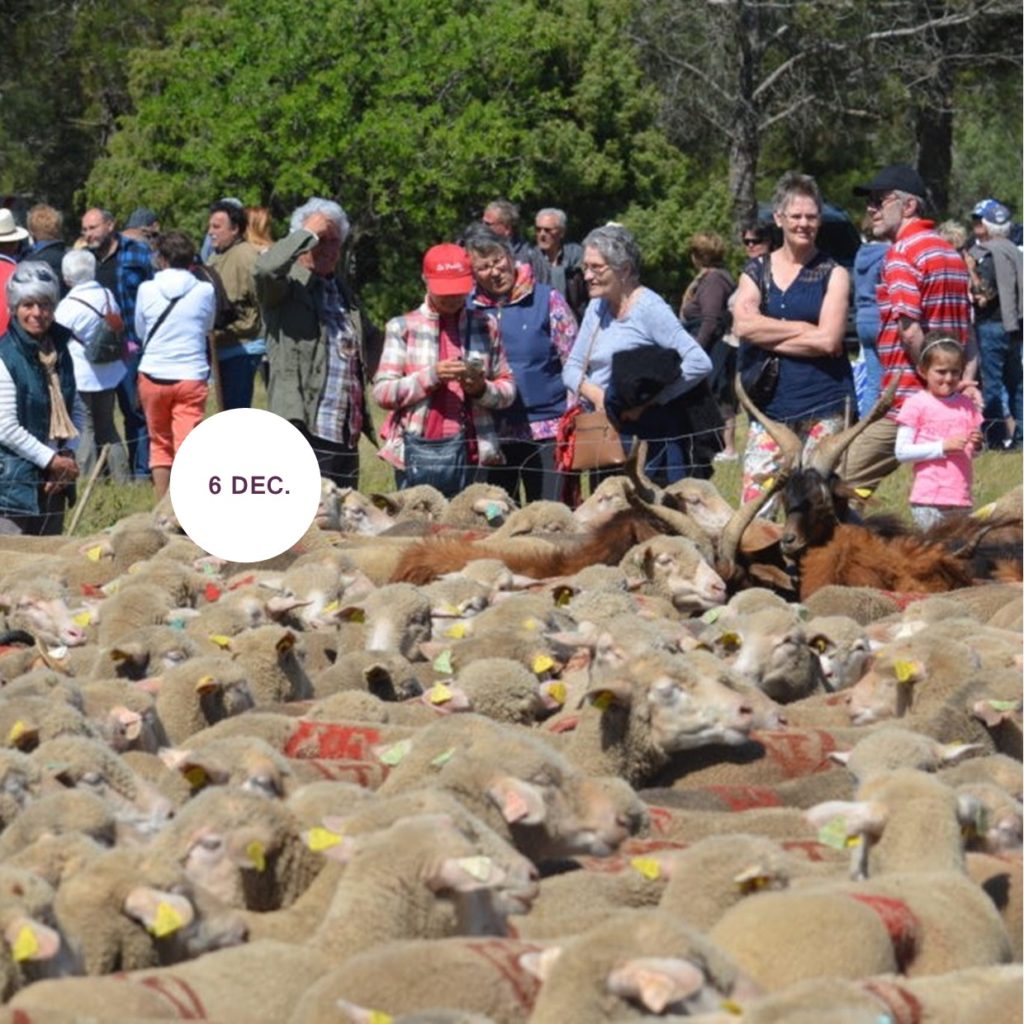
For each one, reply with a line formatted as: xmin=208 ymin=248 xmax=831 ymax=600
xmin=142 ymin=295 xmax=183 ymax=353
xmin=68 ymin=294 xmax=107 ymax=319
xmin=759 ymin=254 xmax=773 ymax=313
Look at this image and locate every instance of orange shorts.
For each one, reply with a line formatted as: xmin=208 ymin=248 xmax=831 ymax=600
xmin=138 ymin=374 xmax=208 ymax=470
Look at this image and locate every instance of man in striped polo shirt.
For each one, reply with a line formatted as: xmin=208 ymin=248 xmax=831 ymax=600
xmin=843 ymin=164 xmax=977 ymax=498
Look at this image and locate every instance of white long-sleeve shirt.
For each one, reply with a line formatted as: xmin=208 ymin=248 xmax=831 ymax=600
xmin=0 ymin=360 xmax=86 ymax=467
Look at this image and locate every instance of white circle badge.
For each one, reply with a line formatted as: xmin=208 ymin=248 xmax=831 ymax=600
xmin=169 ymin=409 xmax=321 ymax=562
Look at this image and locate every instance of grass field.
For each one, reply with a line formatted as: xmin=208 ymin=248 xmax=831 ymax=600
xmin=71 ymin=375 xmax=1024 ymax=536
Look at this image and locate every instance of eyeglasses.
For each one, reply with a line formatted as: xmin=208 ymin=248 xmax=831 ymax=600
xmin=866 ymin=192 xmax=899 ymax=211
xmin=535 ymin=226 xmax=559 ymax=235
xmin=581 ymin=262 xmax=612 ymax=277
xmin=742 ymin=236 xmax=764 ymax=246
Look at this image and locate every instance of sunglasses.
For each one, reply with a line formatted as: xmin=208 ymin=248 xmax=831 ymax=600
xmin=742 ymin=236 xmax=764 ymax=246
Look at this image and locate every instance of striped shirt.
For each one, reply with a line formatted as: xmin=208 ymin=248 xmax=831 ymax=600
xmin=877 ymin=219 xmax=970 ymax=417
xmin=372 ymin=301 xmax=515 ymax=469
xmin=313 ymin=277 xmax=363 ymax=445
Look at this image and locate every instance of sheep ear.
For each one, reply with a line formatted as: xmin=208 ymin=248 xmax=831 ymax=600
xmin=827 ymin=750 xmax=852 ymax=767
xmin=487 ymin=776 xmax=547 ymax=825
xmin=136 ymin=676 xmax=163 ymax=696
xmin=939 ymin=741 xmax=983 ymax=765
xmin=519 ymin=946 xmax=562 ymax=982
xmin=369 ymin=492 xmax=400 ymax=513
xmin=123 ymin=887 xmax=194 ymax=936
xmin=956 ymin=793 xmax=985 ymax=833
xmin=111 ymin=706 xmax=143 ymax=741
xmin=804 ymin=799 xmax=886 ymax=837
xmin=584 ymin=675 xmax=632 ymax=708
xmin=971 ymin=698 xmax=1023 ymax=728
xmin=606 ymin=956 xmax=705 ymax=1014
xmin=334 ymin=998 xmax=381 ymax=1024
xmin=275 ymin=631 xmax=297 ymax=654
xmin=427 ymin=855 xmax=498 ymax=893
xmin=4 ymin=916 xmax=61 ymax=961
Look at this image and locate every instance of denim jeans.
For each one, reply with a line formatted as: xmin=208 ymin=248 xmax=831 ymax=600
xmin=977 ymin=319 xmax=1023 ymax=447
xmin=218 ymin=353 xmax=264 ymax=411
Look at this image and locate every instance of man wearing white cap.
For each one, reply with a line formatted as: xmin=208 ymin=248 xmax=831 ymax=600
xmin=968 ymin=199 xmax=1023 ymax=450
xmin=0 ymin=209 xmax=29 ymax=335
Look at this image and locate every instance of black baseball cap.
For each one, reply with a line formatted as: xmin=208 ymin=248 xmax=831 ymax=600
xmin=853 ymin=164 xmax=927 ymax=198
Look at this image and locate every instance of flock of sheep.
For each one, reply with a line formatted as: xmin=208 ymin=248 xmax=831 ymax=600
xmin=0 ymin=471 xmax=1018 ymax=1024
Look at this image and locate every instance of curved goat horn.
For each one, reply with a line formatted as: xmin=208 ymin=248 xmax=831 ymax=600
xmin=806 ymin=377 xmax=899 ymax=478
xmin=718 ymin=461 xmax=793 ymax=572
xmin=734 ymin=372 xmax=803 ymax=469
xmin=625 ymin=438 xmax=664 ymax=505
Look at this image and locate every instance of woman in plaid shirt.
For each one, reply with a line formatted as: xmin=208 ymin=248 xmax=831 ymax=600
xmin=373 ymin=243 xmax=515 ymax=490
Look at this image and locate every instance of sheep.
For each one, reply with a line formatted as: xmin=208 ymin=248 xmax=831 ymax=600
xmin=802 ymin=585 xmax=902 ymax=624
xmin=441 ymin=483 xmax=517 ymax=530
xmin=86 ymin=624 xmax=201 ymax=681
xmin=488 ymin=501 xmax=580 ymax=540
xmin=371 ymin=483 xmax=450 ymax=528
xmin=265 ymin=562 xmax=375 ymax=631
xmin=158 ymin=735 xmax=294 ymax=800
xmin=618 ymin=534 xmax=727 ymax=613
xmin=146 ymin=654 xmax=256 ymax=744
xmin=803 ymin=615 xmax=872 ymax=691
xmin=0 ymin=577 xmax=87 ymax=649
xmin=376 ymin=714 xmax=646 ymax=861
xmin=553 ymin=649 xmax=755 ymax=787
xmin=955 ymin=781 xmax=1022 ymax=854
xmin=77 ymin=678 xmax=168 ymax=753
xmin=148 ymin=787 xmax=322 ymax=911
xmin=29 ymin=735 xmax=173 ymax=836
xmin=828 ymin=726 xmax=981 ymax=781
xmin=52 ymin=845 xmax=248 ymax=976
xmin=453 ymin=658 xmax=552 ymax=725
xmin=353 ymin=582 xmax=434 ymax=659
xmin=525 ymin=909 xmax=759 ymax=1023
xmin=223 ymin=624 xmax=314 ymax=704
xmin=0 ymin=693 xmax=97 ymax=751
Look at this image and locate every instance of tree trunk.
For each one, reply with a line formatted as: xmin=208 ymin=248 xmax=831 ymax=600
xmin=914 ymin=60 xmax=955 ymax=216
xmin=730 ymin=0 xmax=762 ymax=229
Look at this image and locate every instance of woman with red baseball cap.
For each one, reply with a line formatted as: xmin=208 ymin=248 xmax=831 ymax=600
xmin=372 ymin=243 xmax=515 ymax=496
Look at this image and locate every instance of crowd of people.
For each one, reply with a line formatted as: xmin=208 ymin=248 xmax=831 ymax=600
xmin=0 ymin=167 xmax=1019 ymax=535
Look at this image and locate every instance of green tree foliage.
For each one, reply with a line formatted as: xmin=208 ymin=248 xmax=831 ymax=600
xmin=0 ymin=0 xmax=184 ymax=212
xmin=86 ymin=0 xmax=705 ymax=317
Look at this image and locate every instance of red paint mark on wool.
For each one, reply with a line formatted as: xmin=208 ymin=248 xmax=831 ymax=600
xmin=861 ymin=978 xmax=924 ymax=1024
xmin=706 ymin=784 xmax=783 ymax=811
xmin=203 ymin=583 xmax=222 ymax=602
xmin=645 ymin=805 xmax=675 ymax=836
xmin=848 ymin=893 xmax=919 ymax=971
xmin=878 ymin=590 xmax=931 ymax=611
xmin=752 ymin=729 xmax=838 ymax=778
xmin=294 ymin=758 xmax=389 ymax=788
xmin=282 ymin=721 xmax=382 ymax=760
xmin=464 ymin=939 xmax=546 ymax=1012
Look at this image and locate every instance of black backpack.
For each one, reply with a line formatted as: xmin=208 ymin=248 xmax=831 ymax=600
xmin=192 ymin=263 xmax=239 ymax=330
xmin=68 ymin=294 xmax=126 ymax=363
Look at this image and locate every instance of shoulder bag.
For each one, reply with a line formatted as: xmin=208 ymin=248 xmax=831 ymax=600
xmin=738 ymin=255 xmax=780 ymax=407
xmin=68 ymin=293 xmax=125 ymax=363
xmin=556 ymin=323 xmax=627 ymax=472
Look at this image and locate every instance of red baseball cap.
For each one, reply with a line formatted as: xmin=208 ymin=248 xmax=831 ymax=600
xmin=422 ymin=243 xmax=474 ymax=296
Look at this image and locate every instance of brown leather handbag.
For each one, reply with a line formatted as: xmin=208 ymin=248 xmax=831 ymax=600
xmin=570 ymin=410 xmax=626 ymax=471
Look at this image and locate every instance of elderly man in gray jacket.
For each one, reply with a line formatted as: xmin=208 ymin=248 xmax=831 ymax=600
xmin=968 ymin=199 xmax=1023 ymax=451
xmin=254 ymin=198 xmax=380 ymax=487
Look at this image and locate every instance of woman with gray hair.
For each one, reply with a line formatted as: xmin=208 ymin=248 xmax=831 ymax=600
xmin=562 ymin=223 xmax=716 ymax=483
xmin=0 ymin=262 xmax=83 ymax=534
xmin=55 ymin=249 xmax=129 ymax=484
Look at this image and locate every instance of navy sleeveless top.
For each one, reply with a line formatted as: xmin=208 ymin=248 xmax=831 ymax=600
xmin=743 ymin=252 xmax=854 ymax=422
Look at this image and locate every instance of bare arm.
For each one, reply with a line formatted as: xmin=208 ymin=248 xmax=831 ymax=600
xmin=772 ymin=265 xmax=850 ymax=358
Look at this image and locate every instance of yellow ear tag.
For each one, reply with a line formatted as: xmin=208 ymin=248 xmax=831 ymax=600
xmin=522 ymin=617 xmax=540 ymax=631
xmin=845 ymin=835 xmax=861 ymax=848
xmin=893 ymin=659 xmax=916 ymax=684
xmin=85 ymin=545 xmax=103 ymax=562
xmin=531 ymin=654 xmax=555 ymax=675
xmin=432 ymin=650 xmax=454 ymax=675
xmin=854 ymin=487 xmax=873 ymax=500
xmin=429 ymin=683 xmax=454 ymax=705
xmin=818 ymin=816 xmax=849 ymax=850
xmin=322 ymin=600 xmax=340 ymax=615
xmin=975 ymin=501 xmax=995 ymax=520
xmin=720 ymin=998 xmax=743 ymax=1016
xmin=813 ymin=637 xmax=829 ymax=653
xmin=430 ymin=747 xmax=456 ymax=768
xmin=246 ymin=840 xmax=266 ymax=872
xmin=444 ymin=622 xmax=467 ymax=639
xmin=73 ymin=610 xmax=92 ymax=628
xmin=630 ymin=857 xmax=661 ymax=880
xmin=306 ymin=827 xmax=343 ymax=852
xmin=183 ymin=766 xmax=207 ymax=789
xmin=7 ymin=721 xmax=28 ymax=745
xmin=719 ymin=631 xmax=742 ymax=650
xmin=150 ymin=901 xmax=184 ymax=938
xmin=195 ymin=675 xmax=218 ymax=694
xmin=208 ymin=635 xmax=232 ymax=650
xmin=592 ymin=691 xmax=615 ymax=711
xmin=457 ymin=856 xmax=492 ymax=881
xmin=347 ymin=608 xmax=366 ymax=623
xmin=11 ymin=925 xmax=39 ymax=962
xmin=554 ymin=588 xmax=573 ymax=607
xmin=378 ymin=739 xmax=412 ymax=766
xmin=547 ymin=682 xmax=567 ymax=706
xmin=369 ymin=1011 xmax=394 ymax=1024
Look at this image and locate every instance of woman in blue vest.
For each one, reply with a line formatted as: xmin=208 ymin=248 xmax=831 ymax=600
xmin=464 ymin=224 xmax=577 ymax=503
xmin=0 ymin=262 xmax=82 ymax=534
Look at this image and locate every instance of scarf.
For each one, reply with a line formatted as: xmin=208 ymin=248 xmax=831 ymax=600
xmin=37 ymin=339 xmax=79 ymax=443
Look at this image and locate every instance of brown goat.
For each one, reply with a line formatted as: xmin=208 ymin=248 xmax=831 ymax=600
xmin=735 ymin=376 xmax=1022 ymax=599
xmin=390 ymin=505 xmax=671 ymax=585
